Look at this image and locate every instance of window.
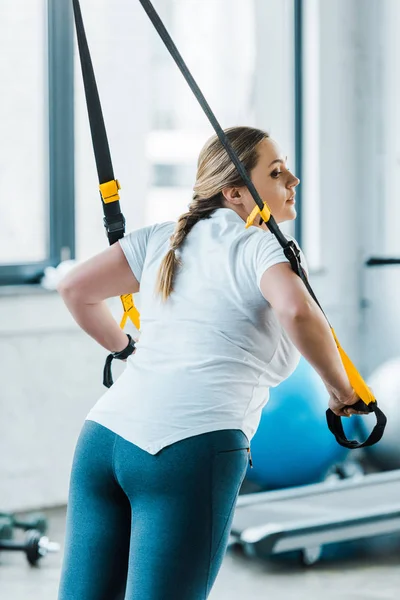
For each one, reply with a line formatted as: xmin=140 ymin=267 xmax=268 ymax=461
xmin=299 ymin=0 xmax=322 ymax=271
xmin=0 ymin=0 xmax=74 ymax=285
xmin=0 ymin=1 xmax=48 ymax=265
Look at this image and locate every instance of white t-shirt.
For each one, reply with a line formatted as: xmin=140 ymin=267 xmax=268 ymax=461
xmin=86 ymin=207 xmax=308 ymax=454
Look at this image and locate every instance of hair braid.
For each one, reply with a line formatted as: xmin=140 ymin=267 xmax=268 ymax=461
xmin=155 ymin=195 xmax=223 ymax=301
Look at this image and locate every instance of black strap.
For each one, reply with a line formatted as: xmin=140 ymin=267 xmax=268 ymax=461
xmin=290 ymin=239 xmax=385 ymax=448
xmin=326 ymin=401 xmax=387 ymax=449
xmin=103 ymin=335 xmax=136 ymax=388
xmin=72 ymin=0 xmax=125 ymax=246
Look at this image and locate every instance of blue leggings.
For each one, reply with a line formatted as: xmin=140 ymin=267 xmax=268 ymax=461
xmin=58 ymin=421 xmax=250 ymax=600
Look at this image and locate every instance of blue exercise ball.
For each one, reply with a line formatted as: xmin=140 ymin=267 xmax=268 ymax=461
xmin=246 ymin=358 xmax=356 ymax=490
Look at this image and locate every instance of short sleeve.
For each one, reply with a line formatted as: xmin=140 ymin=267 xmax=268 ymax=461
xmin=119 ymin=224 xmax=156 ymax=282
xmin=253 ymin=232 xmax=309 ymax=290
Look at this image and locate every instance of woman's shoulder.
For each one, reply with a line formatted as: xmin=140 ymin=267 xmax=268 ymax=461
xmin=125 ymin=220 xmax=175 ymax=238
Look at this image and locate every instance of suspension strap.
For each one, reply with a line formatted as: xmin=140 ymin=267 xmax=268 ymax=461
xmin=137 ymin=0 xmax=386 ymax=448
xmin=72 ymin=0 xmax=140 ymax=335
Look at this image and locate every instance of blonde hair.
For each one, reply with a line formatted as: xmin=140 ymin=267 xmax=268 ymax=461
xmin=155 ymin=126 xmax=269 ymax=301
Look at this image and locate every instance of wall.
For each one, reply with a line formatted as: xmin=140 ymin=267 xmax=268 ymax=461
xmin=1 ymin=0 xmax=398 ymax=511
xmin=0 ymin=288 xmax=139 ymax=512
xmin=359 ymin=0 xmax=400 ymax=374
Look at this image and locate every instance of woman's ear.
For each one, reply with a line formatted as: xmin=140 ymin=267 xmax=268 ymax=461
xmin=221 ymin=186 xmax=243 ymax=204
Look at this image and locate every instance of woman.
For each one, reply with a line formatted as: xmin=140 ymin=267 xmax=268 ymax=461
xmin=57 ymin=126 xmax=361 ymax=600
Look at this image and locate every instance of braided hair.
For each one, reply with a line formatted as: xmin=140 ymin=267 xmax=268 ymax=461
xmin=155 ymin=126 xmax=269 ymax=301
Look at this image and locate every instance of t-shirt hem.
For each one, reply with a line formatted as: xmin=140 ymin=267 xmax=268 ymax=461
xmin=85 ymin=413 xmax=249 ymax=455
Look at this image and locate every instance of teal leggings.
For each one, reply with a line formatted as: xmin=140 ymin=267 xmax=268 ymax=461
xmin=58 ymin=421 xmax=250 ymax=600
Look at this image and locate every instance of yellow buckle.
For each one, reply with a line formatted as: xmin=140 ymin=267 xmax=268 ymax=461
xmin=119 ymin=294 xmax=140 ymax=330
xmin=245 ymin=203 xmax=272 ymax=228
xmin=99 ymin=179 xmax=121 ymax=204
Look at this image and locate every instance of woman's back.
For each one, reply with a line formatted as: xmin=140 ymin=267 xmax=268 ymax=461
xmin=86 ymin=208 xmax=303 ymax=454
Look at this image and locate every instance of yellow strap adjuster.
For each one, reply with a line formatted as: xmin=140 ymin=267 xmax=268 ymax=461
xmin=245 ymin=202 xmax=272 ymax=228
xmin=330 ymin=327 xmax=376 ymax=406
xmin=99 ymin=179 xmax=121 ymax=204
xmin=120 ymin=293 xmax=140 ymax=331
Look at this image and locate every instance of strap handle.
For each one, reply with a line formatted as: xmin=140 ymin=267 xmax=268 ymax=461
xmin=103 ymin=334 xmax=136 ymax=388
xmin=326 ymin=401 xmax=387 ymax=449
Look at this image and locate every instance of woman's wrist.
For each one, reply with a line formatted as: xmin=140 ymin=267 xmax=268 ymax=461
xmin=112 ymin=333 xmax=132 ymax=354
xmin=324 ymin=380 xmax=353 ymax=399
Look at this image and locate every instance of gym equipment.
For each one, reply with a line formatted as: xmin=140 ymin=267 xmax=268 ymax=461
xmin=359 ymin=358 xmax=400 ymax=471
xmin=0 ymin=516 xmax=13 ymax=542
xmin=72 ymin=0 xmax=386 ymax=448
xmin=0 ymin=512 xmax=57 ymax=566
xmin=0 ymin=529 xmax=60 ymax=566
xmin=72 ymin=0 xmax=139 ymax=389
xmin=246 ymin=359 xmax=356 ymax=489
xmin=231 ymin=469 xmax=400 ymax=565
xmin=0 ymin=511 xmax=48 ymax=534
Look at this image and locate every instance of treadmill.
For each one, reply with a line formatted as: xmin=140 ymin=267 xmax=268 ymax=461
xmin=231 ymin=469 xmax=400 ymax=564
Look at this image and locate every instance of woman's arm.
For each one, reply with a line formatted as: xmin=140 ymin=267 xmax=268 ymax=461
xmin=259 ymin=263 xmax=360 ymax=415
xmin=57 ymin=242 xmax=139 ymax=353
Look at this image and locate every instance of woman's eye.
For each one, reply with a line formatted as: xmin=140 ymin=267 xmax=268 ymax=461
xmin=271 ymin=169 xmax=281 ymax=178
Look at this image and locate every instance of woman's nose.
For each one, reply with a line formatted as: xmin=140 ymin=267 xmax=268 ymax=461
xmin=290 ymin=174 xmax=300 ymax=187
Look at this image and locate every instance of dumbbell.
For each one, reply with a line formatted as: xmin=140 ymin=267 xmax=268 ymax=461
xmin=0 ymin=529 xmax=60 ymax=566
xmin=0 ymin=516 xmax=13 ymax=541
xmin=0 ymin=512 xmax=48 ymax=534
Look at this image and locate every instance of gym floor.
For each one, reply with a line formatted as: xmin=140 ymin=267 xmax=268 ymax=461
xmin=0 ymin=506 xmax=399 ymax=599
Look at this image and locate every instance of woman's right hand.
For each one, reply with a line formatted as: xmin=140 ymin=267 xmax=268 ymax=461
xmin=326 ymin=386 xmax=370 ymax=418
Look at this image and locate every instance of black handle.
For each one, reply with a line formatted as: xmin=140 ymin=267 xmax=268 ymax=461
xmin=103 ymin=335 xmax=136 ymax=388
xmin=326 ymin=400 xmax=387 ymax=449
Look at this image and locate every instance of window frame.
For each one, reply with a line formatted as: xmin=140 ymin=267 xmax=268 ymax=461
xmin=0 ymin=0 xmax=75 ymax=286
xmin=294 ymin=0 xmax=303 ymax=246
